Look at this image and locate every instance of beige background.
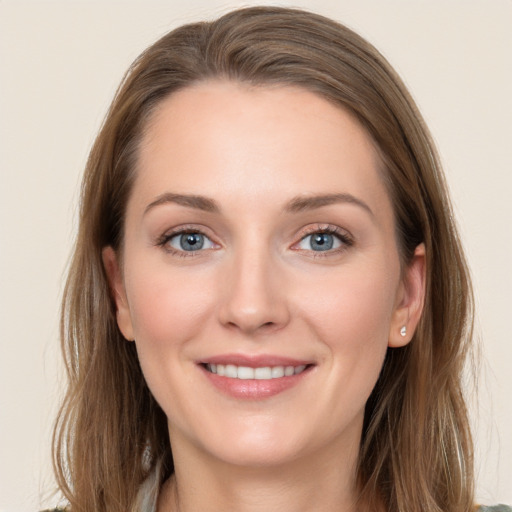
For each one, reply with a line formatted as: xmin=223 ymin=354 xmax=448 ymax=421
xmin=1 ymin=1 xmax=511 ymax=510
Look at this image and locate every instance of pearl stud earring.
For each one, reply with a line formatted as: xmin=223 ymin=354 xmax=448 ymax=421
xmin=400 ymin=326 xmax=407 ymax=337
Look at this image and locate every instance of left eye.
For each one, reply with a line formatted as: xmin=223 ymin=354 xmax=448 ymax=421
xmin=297 ymin=232 xmax=343 ymax=252
xmin=167 ymin=232 xmax=215 ymax=252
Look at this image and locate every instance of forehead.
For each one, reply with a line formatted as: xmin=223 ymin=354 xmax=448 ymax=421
xmin=133 ymin=80 xmax=392 ymax=220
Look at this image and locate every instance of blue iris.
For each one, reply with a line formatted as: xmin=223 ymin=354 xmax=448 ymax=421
xmin=179 ymin=233 xmax=205 ymax=251
xmin=310 ymin=233 xmax=334 ymax=251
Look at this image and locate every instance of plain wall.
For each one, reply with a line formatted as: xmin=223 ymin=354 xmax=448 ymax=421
xmin=1 ymin=1 xmax=511 ymax=510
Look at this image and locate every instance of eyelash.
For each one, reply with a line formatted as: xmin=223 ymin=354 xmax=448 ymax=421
xmin=293 ymin=225 xmax=354 ymax=257
xmin=155 ymin=224 xmax=354 ymax=258
xmin=156 ymin=226 xmax=216 ymax=258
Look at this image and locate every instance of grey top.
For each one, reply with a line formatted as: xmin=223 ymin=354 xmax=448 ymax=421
xmin=42 ymin=505 xmax=512 ymax=512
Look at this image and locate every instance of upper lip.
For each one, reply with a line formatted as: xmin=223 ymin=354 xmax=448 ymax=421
xmin=199 ymin=353 xmax=315 ymax=367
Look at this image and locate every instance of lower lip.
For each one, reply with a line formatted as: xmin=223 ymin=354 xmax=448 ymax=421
xmin=200 ymin=365 xmax=312 ymax=399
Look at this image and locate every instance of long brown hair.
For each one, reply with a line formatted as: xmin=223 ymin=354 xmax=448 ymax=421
xmin=53 ymin=6 xmax=474 ymax=511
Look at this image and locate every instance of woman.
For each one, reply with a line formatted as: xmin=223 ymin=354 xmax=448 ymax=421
xmin=50 ymin=6 xmax=509 ymax=512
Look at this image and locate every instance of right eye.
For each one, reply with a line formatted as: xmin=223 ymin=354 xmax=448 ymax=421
xmin=166 ymin=231 xmax=216 ymax=252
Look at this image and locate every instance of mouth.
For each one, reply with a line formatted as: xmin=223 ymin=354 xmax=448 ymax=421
xmin=202 ymin=363 xmax=310 ymax=380
xmin=198 ymin=356 xmax=315 ymax=399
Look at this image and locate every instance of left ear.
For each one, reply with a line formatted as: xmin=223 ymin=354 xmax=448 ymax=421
xmin=388 ymin=243 xmax=426 ymax=348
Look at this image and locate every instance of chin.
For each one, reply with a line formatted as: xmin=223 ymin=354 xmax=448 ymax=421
xmin=209 ymin=438 xmax=306 ymax=469
xmin=174 ymin=414 xmax=311 ymax=469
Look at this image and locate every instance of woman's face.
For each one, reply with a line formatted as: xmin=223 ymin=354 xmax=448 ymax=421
xmin=105 ymin=81 xmax=424 ymax=469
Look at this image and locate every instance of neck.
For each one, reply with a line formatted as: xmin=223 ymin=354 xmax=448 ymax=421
xmin=157 ymin=431 xmax=361 ymax=512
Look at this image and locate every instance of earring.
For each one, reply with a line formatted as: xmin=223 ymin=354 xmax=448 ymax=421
xmin=400 ymin=326 xmax=407 ymax=337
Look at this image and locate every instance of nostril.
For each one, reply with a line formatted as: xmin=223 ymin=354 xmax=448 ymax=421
xmin=217 ymin=279 xmax=291 ymax=333
xmin=225 ymin=320 xmax=274 ymax=330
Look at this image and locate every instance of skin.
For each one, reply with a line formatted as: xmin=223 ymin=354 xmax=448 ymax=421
xmin=103 ymin=81 xmax=425 ymax=512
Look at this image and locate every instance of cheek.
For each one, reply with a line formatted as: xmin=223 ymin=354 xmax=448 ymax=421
xmin=298 ymin=261 xmax=399 ymax=396
xmin=123 ymin=263 xmax=219 ymax=426
xmin=124 ymin=263 xmax=216 ymax=351
xmin=303 ymin=264 xmax=398 ymax=345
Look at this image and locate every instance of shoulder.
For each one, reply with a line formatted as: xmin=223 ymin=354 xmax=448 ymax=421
xmin=478 ymin=506 xmax=512 ymax=512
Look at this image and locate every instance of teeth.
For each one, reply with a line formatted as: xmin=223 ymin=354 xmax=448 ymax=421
xmin=284 ymin=366 xmax=294 ymax=376
xmin=225 ymin=364 xmax=237 ymax=378
xmin=206 ymin=363 xmax=308 ymax=380
xmin=271 ymin=366 xmax=284 ymax=378
xmin=254 ymin=367 xmax=271 ymax=380
xmin=238 ymin=366 xmax=255 ymax=380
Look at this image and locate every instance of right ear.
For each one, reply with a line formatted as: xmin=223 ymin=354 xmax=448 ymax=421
xmin=102 ymin=246 xmax=134 ymax=341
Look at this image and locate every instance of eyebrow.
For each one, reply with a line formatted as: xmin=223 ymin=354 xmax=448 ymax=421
xmin=144 ymin=192 xmax=373 ymax=217
xmin=144 ymin=193 xmax=220 ymax=215
xmin=285 ymin=193 xmax=374 ymax=217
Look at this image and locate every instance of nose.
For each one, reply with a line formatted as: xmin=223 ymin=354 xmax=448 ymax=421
xmin=217 ymin=245 xmax=291 ymax=335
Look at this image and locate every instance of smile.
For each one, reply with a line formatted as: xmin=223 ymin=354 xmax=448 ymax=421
xmin=205 ymin=363 xmax=307 ymax=380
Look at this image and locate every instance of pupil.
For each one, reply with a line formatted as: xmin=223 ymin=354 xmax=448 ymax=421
xmin=311 ymin=233 xmax=333 ymax=251
xmin=180 ymin=233 xmax=204 ymax=250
